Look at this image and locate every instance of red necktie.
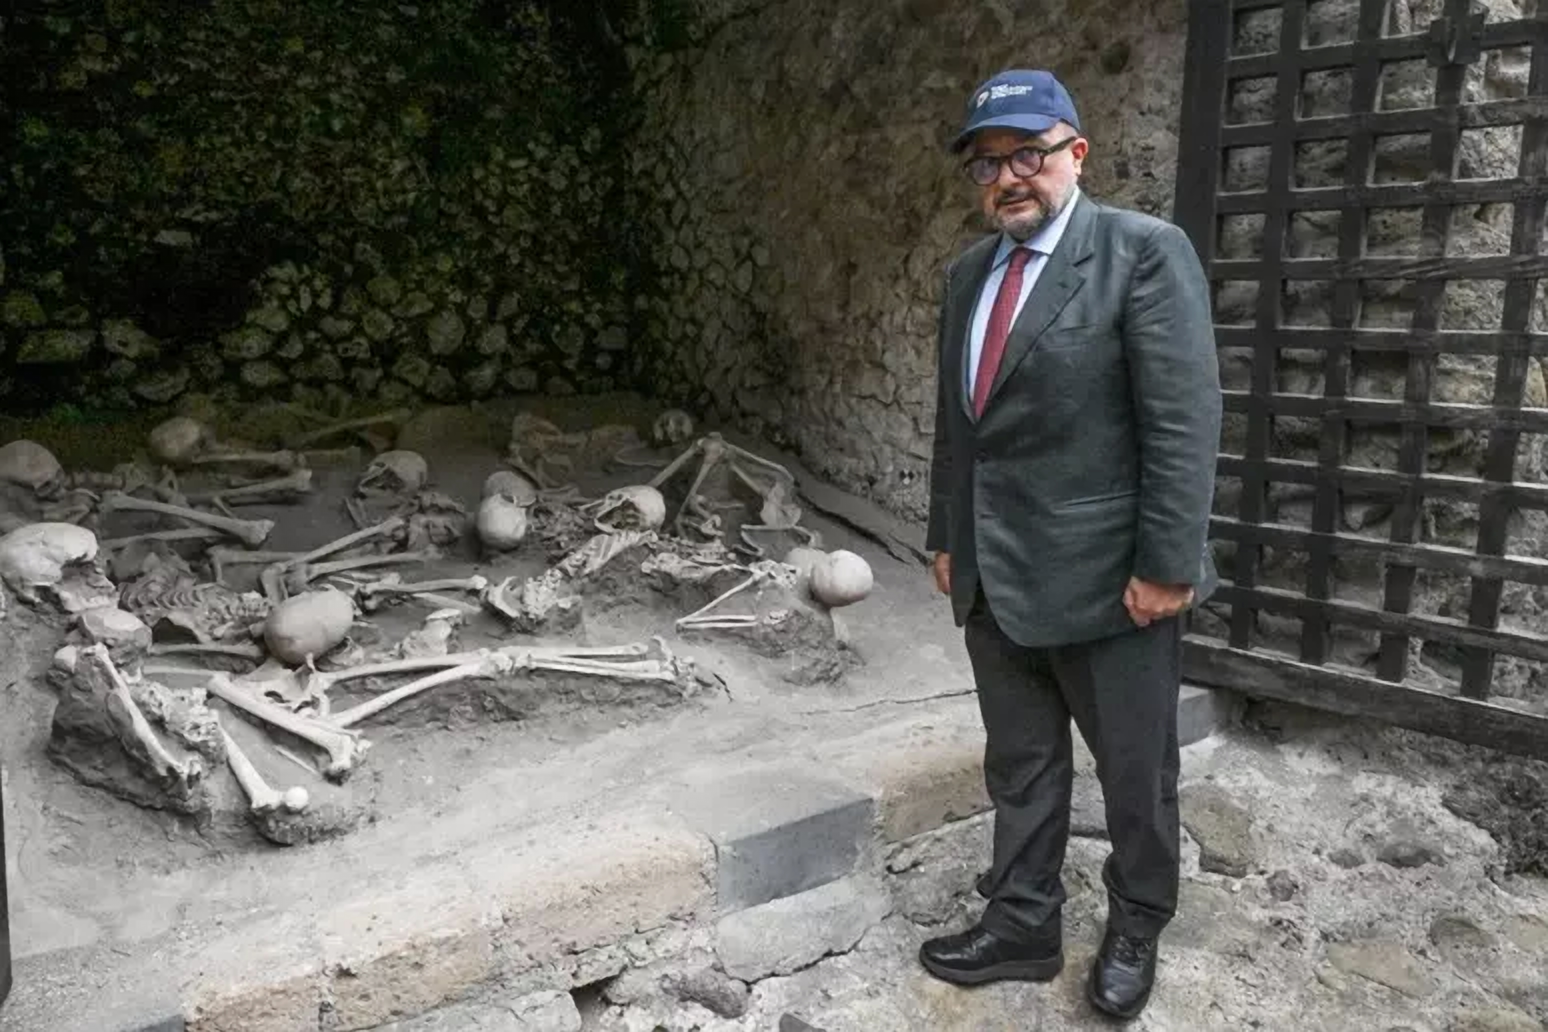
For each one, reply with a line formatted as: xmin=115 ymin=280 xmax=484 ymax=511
xmin=972 ymin=247 xmax=1034 ymax=417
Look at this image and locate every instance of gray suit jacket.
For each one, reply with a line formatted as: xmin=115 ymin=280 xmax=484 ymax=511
xmin=925 ymin=193 xmax=1223 ymax=647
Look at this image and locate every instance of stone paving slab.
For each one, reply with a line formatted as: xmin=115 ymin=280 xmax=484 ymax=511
xmin=0 ymin=687 xmax=1234 ymax=1032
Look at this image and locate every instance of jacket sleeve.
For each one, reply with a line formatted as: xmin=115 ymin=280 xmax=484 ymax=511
xmin=1122 ymin=221 xmax=1222 ymax=586
xmin=924 ymin=264 xmax=955 ymax=553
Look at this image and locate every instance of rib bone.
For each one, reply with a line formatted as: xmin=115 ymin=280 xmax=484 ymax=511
xmin=204 ymin=673 xmax=368 ymax=781
xmin=220 ymin=725 xmax=310 ymax=814
xmin=100 ymin=492 xmax=274 ymax=548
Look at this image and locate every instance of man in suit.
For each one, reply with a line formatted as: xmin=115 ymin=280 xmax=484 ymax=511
xmin=919 ymin=69 xmax=1222 ymax=1020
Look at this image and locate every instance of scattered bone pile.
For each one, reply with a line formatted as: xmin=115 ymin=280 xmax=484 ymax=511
xmin=0 ymin=406 xmax=876 ymax=845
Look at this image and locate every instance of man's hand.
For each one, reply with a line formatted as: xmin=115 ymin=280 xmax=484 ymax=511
xmin=1124 ymin=576 xmax=1193 ymax=627
xmin=932 ymin=552 xmax=951 ymax=595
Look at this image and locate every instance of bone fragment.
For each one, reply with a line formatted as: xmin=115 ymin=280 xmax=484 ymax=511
xmin=209 ymin=546 xmax=306 ymax=585
xmin=99 ymin=492 xmax=274 ymax=548
xmin=220 ymin=725 xmax=310 ymax=814
xmin=185 ymin=468 xmax=314 ymax=506
xmin=204 ymin=673 xmax=367 ymax=781
xmin=284 ymin=409 xmax=414 ymax=450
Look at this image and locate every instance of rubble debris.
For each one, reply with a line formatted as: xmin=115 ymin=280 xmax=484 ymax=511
xmin=47 ymin=643 xmax=212 ymax=815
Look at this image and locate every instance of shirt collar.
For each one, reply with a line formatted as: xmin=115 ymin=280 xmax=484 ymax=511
xmin=991 ymin=187 xmax=1081 ymax=269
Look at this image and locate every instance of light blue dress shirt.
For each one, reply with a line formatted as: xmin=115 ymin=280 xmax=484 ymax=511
xmin=965 ymin=188 xmax=1081 ymax=399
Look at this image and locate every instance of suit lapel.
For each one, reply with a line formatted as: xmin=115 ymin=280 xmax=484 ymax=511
xmin=981 ymin=194 xmax=1097 ymax=413
xmin=941 ymin=237 xmax=998 ymax=421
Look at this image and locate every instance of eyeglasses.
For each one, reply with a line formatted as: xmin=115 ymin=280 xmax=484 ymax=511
xmin=963 ymin=136 xmax=1079 ymax=186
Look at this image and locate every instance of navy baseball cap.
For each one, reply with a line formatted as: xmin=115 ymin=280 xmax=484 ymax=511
xmin=952 ymin=69 xmax=1081 ymax=152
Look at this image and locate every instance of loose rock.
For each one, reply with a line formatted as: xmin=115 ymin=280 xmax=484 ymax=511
xmin=1181 ymin=783 xmax=1256 ymax=877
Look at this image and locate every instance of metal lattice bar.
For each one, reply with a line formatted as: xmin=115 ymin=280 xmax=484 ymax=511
xmin=1302 ymin=0 xmax=1385 ymax=665
xmin=1231 ymin=0 xmax=1309 ymax=650
xmin=1219 ymin=391 xmax=1548 ymax=432
xmin=1216 ymin=582 xmax=1548 ymax=661
xmin=1223 ymin=97 xmax=1548 ymax=145
xmin=1216 ymin=455 xmax=1548 ymax=510
xmin=1211 ymin=517 xmax=1548 ymax=587
xmin=1460 ymin=13 xmax=1548 ymax=697
xmin=1218 ymin=180 xmax=1548 ymax=215
xmin=1215 ymin=327 xmax=1548 ymax=358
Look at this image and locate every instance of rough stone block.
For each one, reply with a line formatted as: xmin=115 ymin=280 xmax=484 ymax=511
xmin=317 ymin=868 xmax=500 ymax=1031
xmin=182 ymin=913 xmax=327 ymax=1032
xmin=671 ymin=766 xmax=875 ymax=912
xmin=825 ymin=708 xmax=991 ymax=844
xmin=371 ymin=991 xmax=581 ymax=1032
xmin=1178 ymin=683 xmax=1236 ymax=746
xmin=468 ymin=815 xmax=714 ymax=972
xmin=714 ymin=876 xmax=891 ymax=982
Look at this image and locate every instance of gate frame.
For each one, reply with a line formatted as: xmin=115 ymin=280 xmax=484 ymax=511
xmin=1172 ymin=0 xmax=1548 ymax=757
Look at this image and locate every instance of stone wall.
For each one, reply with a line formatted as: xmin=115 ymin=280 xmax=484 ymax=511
xmin=0 ymin=0 xmax=639 ymax=416
xmin=623 ymin=0 xmax=1193 ymax=519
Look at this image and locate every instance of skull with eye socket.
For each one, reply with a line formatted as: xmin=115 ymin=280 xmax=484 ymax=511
xmin=356 ymin=450 xmax=429 ymax=498
xmin=586 ymin=485 xmax=667 ymax=534
xmin=0 ymin=440 xmax=67 ymax=500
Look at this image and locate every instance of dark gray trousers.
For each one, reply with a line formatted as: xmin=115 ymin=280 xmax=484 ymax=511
xmin=964 ymin=589 xmax=1182 ymax=942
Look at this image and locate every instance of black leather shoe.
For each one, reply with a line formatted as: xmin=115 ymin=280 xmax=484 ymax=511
xmin=1087 ymin=928 xmax=1158 ymax=1019
xmin=919 ymin=924 xmax=1064 ymax=986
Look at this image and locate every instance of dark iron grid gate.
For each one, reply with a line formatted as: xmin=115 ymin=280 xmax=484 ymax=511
xmin=1173 ymin=0 xmax=1548 ymax=757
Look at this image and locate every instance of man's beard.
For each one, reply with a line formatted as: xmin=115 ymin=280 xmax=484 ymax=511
xmin=992 ymin=183 xmax=1074 ymax=241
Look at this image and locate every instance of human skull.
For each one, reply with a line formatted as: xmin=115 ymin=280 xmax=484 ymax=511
xmin=652 ymin=409 xmax=695 ymax=447
xmin=591 ymin=484 xmax=666 ymax=533
xmin=0 ymin=439 xmax=65 ymax=499
xmin=482 ymin=469 xmax=538 ymax=507
xmin=0 ymin=522 xmax=118 ymax=612
xmin=148 ymin=416 xmax=216 ymax=467
xmin=357 ymin=450 xmax=428 ymax=496
xmin=476 ymin=492 xmax=530 ymax=552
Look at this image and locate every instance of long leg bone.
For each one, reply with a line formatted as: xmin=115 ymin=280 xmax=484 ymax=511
xmin=191 ymin=450 xmax=301 ymax=475
xmin=328 ymin=650 xmax=521 ymax=728
xmin=85 ymin=645 xmax=197 ymax=783
xmin=220 ymin=725 xmax=310 ymax=814
xmin=360 ymin=575 xmax=490 ymax=602
xmin=150 ymin=641 xmax=266 ymax=663
xmin=100 ymin=527 xmax=226 ymax=549
xmin=185 ymin=468 xmax=314 ymax=507
xmin=284 ymin=549 xmax=436 ymax=595
xmin=204 ymin=673 xmax=368 ymax=781
xmin=99 ymin=492 xmax=274 ymax=548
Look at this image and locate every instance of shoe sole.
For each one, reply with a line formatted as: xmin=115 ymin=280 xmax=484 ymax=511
xmin=918 ymin=949 xmax=1065 ymax=986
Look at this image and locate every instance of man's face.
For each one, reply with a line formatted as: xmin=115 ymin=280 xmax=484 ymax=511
xmin=969 ymin=125 xmax=1087 ymax=241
